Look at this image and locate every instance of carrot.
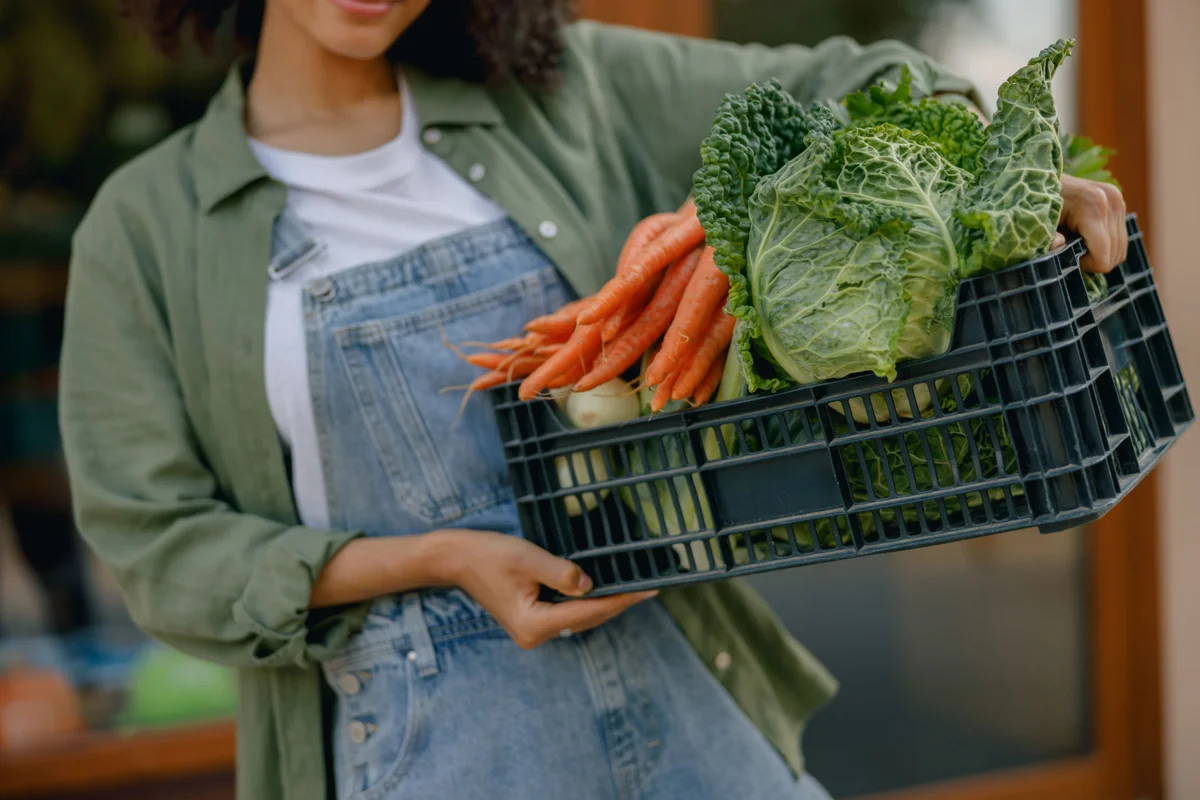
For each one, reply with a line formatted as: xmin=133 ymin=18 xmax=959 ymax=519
xmin=672 ymin=311 xmax=737 ymax=401
xmin=456 ymin=335 xmax=526 ymax=352
xmin=601 ymin=307 xmax=628 ymax=343
xmin=574 ymin=248 xmax=703 ymax=393
xmin=676 ymin=196 xmax=696 ymax=217
xmin=469 ymin=371 xmax=512 ymax=392
xmin=524 ymin=299 xmax=588 ymax=337
xmin=691 ymin=355 xmax=726 ymax=405
xmin=617 ymin=213 xmax=679 ymax=272
xmin=547 ymin=363 xmax=585 ymax=390
xmin=601 ymin=273 xmax=662 ymax=343
xmin=645 ymin=247 xmax=727 ymax=385
xmin=577 ymin=215 xmax=706 ymax=325
xmin=534 ymin=343 xmax=564 ymax=357
xmin=468 ymin=349 xmax=549 ymax=371
xmin=451 ymin=357 xmax=540 ymax=428
xmin=466 ymin=352 xmax=510 ymax=370
xmin=651 ymin=370 xmax=681 ymax=413
xmin=518 ymin=322 xmax=604 ymax=401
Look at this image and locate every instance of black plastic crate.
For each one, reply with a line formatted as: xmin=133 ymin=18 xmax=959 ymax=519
xmin=490 ymin=215 xmax=1193 ymax=596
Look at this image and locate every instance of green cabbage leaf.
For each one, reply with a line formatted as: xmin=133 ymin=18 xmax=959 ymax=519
xmin=694 ymin=39 xmax=1074 ymax=390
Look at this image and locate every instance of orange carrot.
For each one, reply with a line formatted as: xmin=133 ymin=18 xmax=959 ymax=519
xmin=456 ymin=335 xmax=526 ymax=352
xmin=574 ymin=248 xmax=703 ymax=392
xmin=470 ymin=371 xmax=512 ymax=392
xmin=534 ymin=343 xmax=564 ymax=357
xmin=578 ymin=215 xmax=706 ymax=325
xmin=451 ymin=357 xmax=542 ymax=429
xmin=601 ymin=273 xmax=662 ymax=343
xmin=519 ymin=322 xmax=604 ymax=400
xmin=691 ymin=355 xmax=725 ymax=405
xmin=466 ymin=352 xmax=510 ymax=370
xmin=645 ymin=247 xmax=727 ymax=385
xmin=524 ymin=299 xmax=588 ymax=337
xmin=651 ymin=370 xmax=681 ymax=413
xmin=547 ymin=363 xmax=585 ymax=389
xmin=672 ymin=311 xmax=737 ymax=401
xmin=676 ymin=196 xmax=696 ymax=217
xmin=467 ymin=350 xmax=548 ymax=372
xmin=617 ymin=213 xmax=679 ymax=272
xmin=601 ymin=307 xmax=628 ymax=344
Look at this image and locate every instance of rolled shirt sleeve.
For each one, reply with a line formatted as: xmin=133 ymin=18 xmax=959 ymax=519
xmin=60 ymin=211 xmax=366 ymax=671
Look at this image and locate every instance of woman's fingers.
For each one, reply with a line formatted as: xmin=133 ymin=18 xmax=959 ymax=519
xmin=517 ymin=542 xmax=594 ymax=598
xmin=1061 ymin=174 xmax=1127 ymax=273
xmin=1108 ymin=183 xmax=1129 ymax=268
xmin=513 ymin=592 xmax=658 ymax=650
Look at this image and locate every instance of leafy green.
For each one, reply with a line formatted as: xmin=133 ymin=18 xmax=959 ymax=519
xmin=1061 ymin=132 xmax=1120 ymax=303
xmin=693 ymin=83 xmax=839 ymax=392
xmin=954 ymin=39 xmax=1072 ymax=276
xmin=1115 ymin=363 xmax=1155 ymax=455
xmin=1064 ymin=134 xmax=1120 ymax=189
xmin=695 ymin=40 xmax=1073 ymax=391
xmin=838 ymin=375 xmax=1023 ymax=531
xmin=843 ymin=66 xmax=988 ymax=173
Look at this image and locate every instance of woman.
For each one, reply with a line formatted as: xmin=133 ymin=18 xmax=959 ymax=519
xmin=61 ymin=2 xmax=1127 ymax=799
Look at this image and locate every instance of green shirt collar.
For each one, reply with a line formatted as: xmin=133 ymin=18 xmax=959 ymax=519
xmin=192 ymin=62 xmax=504 ymax=212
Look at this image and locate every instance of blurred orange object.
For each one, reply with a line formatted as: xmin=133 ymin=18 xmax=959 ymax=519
xmin=0 ymin=665 xmax=85 ymax=752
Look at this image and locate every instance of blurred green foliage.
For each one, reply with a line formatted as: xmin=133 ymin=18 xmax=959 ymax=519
xmin=0 ymin=1 xmax=228 ymax=217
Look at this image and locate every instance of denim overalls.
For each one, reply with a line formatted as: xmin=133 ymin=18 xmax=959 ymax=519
xmin=270 ymin=214 xmax=831 ymax=800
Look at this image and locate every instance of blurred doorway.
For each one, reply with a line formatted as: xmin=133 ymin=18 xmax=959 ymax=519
xmin=578 ymin=0 xmax=1161 ymax=798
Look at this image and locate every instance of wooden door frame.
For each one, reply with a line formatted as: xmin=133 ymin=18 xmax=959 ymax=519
xmin=580 ymin=0 xmax=1163 ymax=798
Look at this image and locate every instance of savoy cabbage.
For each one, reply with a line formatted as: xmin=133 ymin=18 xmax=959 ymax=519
xmin=694 ymin=39 xmax=1074 ymax=391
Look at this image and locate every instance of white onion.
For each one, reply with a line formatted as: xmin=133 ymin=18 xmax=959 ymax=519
xmin=556 ymin=450 xmax=610 ymax=517
xmin=565 ymin=379 xmax=640 ymax=430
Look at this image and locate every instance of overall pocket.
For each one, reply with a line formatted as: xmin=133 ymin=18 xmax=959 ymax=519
xmin=335 ymin=266 xmax=570 ymax=525
xmin=324 ymin=643 xmax=424 ymax=800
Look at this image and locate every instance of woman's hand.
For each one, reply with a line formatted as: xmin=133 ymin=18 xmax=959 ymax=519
xmin=1051 ymin=174 xmax=1129 ymax=274
xmin=311 ymin=529 xmax=656 ymax=650
xmin=438 ymin=529 xmax=658 ymax=650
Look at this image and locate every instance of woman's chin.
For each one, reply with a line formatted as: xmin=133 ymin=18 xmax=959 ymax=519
xmin=285 ymin=0 xmax=432 ymax=61
xmin=314 ymin=28 xmax=403 ymax=61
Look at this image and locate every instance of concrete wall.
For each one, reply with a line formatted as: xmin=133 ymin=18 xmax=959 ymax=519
xmin=1146 ymin=0 xmax=1200 ymax=796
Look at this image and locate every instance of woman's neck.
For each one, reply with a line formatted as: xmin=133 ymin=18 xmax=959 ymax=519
xmin=246 ymin=2 xmax=403 ymax=155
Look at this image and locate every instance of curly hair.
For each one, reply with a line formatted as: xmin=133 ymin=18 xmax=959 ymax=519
xmin=120 ymin=0 xmax=575 ymax=88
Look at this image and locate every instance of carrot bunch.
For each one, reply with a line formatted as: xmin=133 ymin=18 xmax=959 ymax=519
xmin=451 ymin=200 xmax=738 ymax=415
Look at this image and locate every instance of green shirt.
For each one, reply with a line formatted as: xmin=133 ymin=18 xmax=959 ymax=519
xmin=60 ymin=21 xmax=974 ymax=800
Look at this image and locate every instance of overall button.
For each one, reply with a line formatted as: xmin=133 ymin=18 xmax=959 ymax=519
xmin=406 ymin=651 xmax=418 ymax=662
xmin=337 ymin=673 xmax=362 ymax=696
xmin=422 ymin=128 xmax=443 ymax=146
xmin=309 ymin=277 xmax=335 ymax=300
xmin=467 ymin=163 xmax=487 ymax=182
xmin=714 ymin=651 xmax=732 ymax=672
xmin=348 ymin=720 xmax=369 ymax=745
xmin=538 ymin=220 xmax=558 ymax=239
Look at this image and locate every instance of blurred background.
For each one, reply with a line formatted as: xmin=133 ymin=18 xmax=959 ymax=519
xmin=0 ymin=1 xmax=1196 ymax=799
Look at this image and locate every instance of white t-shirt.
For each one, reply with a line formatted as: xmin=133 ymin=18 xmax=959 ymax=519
xmin=250 ymin=80 xmax=507 ymax=529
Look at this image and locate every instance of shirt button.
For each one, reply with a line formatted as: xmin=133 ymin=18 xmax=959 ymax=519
xmin=348 ymin=720 xmax=368 ymax=744
xmin=422 ymin=128 xmax=442 ymax=146
xmin=337 ymin=673 xmax=362 ymax=696
xmin=467 ymin=163 xmax=487 ymax=182
xmin=309 ymin=277 xmax=335 ymax=300
xmin=538 ymin=220 xmax=558 ymax=239
xmin=714 ymin=651 xmax=732 ymax=672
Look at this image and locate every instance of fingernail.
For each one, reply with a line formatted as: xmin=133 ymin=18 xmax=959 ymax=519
xmin=577 ymin=574 xmax=593 ymax=594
